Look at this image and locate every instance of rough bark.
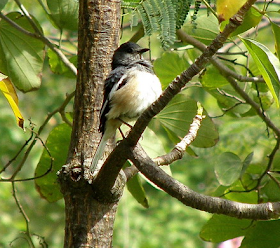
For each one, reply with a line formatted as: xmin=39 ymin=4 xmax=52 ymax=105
xmin=58 ymin=0 xmax=122 ymax=247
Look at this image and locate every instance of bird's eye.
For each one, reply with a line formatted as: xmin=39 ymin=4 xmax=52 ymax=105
xmin=127 ymin=48 xmax=133 ymax=53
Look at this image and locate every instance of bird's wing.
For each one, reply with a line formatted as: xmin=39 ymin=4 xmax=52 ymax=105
xmin=99 ymin=66 xmax=127 ymax=134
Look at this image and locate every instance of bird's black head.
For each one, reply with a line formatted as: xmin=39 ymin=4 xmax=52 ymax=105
xmin=112 ymin=42 xmax=149 ymax=69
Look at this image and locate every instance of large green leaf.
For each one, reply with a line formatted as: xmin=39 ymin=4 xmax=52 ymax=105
xmin=240 ymin=220 xmax=280 ymax=248
xmin=241 ymin=38 xmax=280 ymax=107
xmin=200 ymin=215 xmax=251 ymax=243
xmin=35 ymin=123 xmax=71 ymax=202
xmin=153 ymin=51 xmax=190 ymax=89
xmin=215 ymin=152 xmax=243 ymax=186
xmin=47 ymin=0 xmax=78 ymax=31
xmin=150 ymin=93 xmax=219 ymax=148
xmin=0 ymin=12 xmax=44 ymax=92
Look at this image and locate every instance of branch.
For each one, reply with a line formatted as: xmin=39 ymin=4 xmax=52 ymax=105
xmin=176 ymin=29 xmax=265 ymax=83
xmin=94 ymin=0 xmax=258 ymax=189
xmin=124 ymin=103 xmax=205 ymax=180
xmin=129 ymin=144 xmax=280 ymax=220
xmin=176 ymin=29 xmax=280 ymax=137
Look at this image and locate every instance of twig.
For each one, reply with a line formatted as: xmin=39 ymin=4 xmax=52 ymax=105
xmin=177 ymin=30 xmax=265 ymax=83
xmin=8 ymin=91 xmax=74 ymax=180
xmin=0 ymin=131 xmax=34 ymax=174
xmin=12 ymin=181 xmax=35 ymax=248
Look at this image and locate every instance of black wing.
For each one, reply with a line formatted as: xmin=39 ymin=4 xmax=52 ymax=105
xmin=99 ymin=66 xmax=126 ymax=134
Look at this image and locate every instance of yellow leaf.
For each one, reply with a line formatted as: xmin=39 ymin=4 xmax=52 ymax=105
xmin=0 ymin=77 xmax=24 ymax=129
xmin=216 ymin=0 xmax=247 ymax=23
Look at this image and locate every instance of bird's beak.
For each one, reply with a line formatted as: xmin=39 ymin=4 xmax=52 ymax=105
xmin=139 ymin=48 xmax=150 ymax=54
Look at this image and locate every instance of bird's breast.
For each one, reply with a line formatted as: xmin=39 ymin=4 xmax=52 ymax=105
xmin=107 ymin=69 xmax=162 ymax=121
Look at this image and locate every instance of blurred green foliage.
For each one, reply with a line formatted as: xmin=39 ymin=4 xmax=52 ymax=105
xmin=1 ymin=0 xmax=280 ymax=248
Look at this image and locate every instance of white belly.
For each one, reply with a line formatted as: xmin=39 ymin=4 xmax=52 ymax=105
xmin=107 ymin=70 xmax=162 ymax=121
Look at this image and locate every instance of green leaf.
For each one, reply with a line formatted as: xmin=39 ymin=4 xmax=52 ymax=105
xmin=47 ymin=0 xmax=78 ymax=31
xmin=0 ymin=0 xmax=8 ymax=11
xmin=154 ymin=51 xmax=190 ymax=89
xmin=240 ymin=220 xmax=280 ymax=248
xmin=230 ymin=7 xmax=262 ymax=37
xmin=200 ymin=215 xmax=251 ymax=243
xmin=137 ymin=0 xmax=176 ymax=49
xmin=47 ymin=49 xmax=76 ymax=78
xmin=215 ymin=152 xmax=243 ymax=186
xmin=0 ymin=12 xmax=44 ymax=92
xmin=261 ymin=180 xmax=280 ymax=202
xmin=241 ymin=152 xmax=254 ymax=177
xmin=126 ymin=172 xmax=149 ymax=208
xmin=200 ymin=65 xmax=228 ymax=89
xmin=271 ymin=21 xmax=280 ymax=59
xmin=35 ymin=123 xmax=71 ymax=202
xmin=225 ymin=181 xmax=258 ymax=203
xmin=182 ymin=14 xmax=219 ymax=45
xmin=241 ymin=38 xmax=280 ymax=107
xmin=151 ymin=94 xmax=219 ymax=148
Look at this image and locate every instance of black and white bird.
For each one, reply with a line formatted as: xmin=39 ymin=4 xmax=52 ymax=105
xmin=90 ymin=42 xmax=162 ymax=172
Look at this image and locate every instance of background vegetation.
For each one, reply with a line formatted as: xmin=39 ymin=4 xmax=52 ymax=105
xmin=0 ymin=0 xmax=280 ymax=247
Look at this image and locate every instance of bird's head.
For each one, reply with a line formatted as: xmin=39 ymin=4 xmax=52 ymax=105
xmin=112 ymin=42 xmax=149 ymax=69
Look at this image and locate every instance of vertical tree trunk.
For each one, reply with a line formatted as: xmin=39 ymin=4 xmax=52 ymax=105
xmin=58 ymin=0 xmax=122 ymax=247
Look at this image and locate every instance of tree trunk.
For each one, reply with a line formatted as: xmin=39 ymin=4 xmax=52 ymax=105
xmin=58 ymin=0 xmax=122 ymax=247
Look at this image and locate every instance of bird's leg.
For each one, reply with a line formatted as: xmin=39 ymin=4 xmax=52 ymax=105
xmin=117 ymin=118 xmax=133 ymax=139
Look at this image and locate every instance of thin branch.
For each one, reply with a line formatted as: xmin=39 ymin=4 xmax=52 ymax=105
xmin=12 ymin=182 xmax=35 ymax=248
xmin=8 ymin=91 xmax=74 ymax=180
xmin=176 ymin=30 xmax=265 ymax=83
xmin=0 ymin=131 xmax=34 ymax=174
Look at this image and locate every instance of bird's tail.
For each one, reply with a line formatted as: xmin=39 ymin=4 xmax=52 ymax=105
xmin=90 ymin=119 xmax=121 ymax=173
xmin=90 ymin=134 xmax=108 ymax=173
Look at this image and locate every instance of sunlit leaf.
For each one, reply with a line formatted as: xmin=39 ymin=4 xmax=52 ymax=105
xmin=0 ymin=76 xmax=24 ymax=129
xmin=216 ymin=0 xmax=246 ymax=23
xmin=0 ymin=12 xmax=44 ymax=92
xmin=241 ymin=38 xmax=280 ymax=107
xmin=200 ymin=214 xmax=251 ymax=242
xmin=47 ymin=0 xmax=78 ymax=31
xmin=215 ymin=152 xmax=242 ymax=186
xmin=151 ymin=93 xmax=219 ymax=148
xmin=35 ymin=124 xmax=71 ymax=202
xmin=271 ymin=21 xmax=280 ymax=59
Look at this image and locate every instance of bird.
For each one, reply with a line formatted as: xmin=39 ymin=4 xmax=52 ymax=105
xmin=90 ymin=42 xmax=162 ymax=172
